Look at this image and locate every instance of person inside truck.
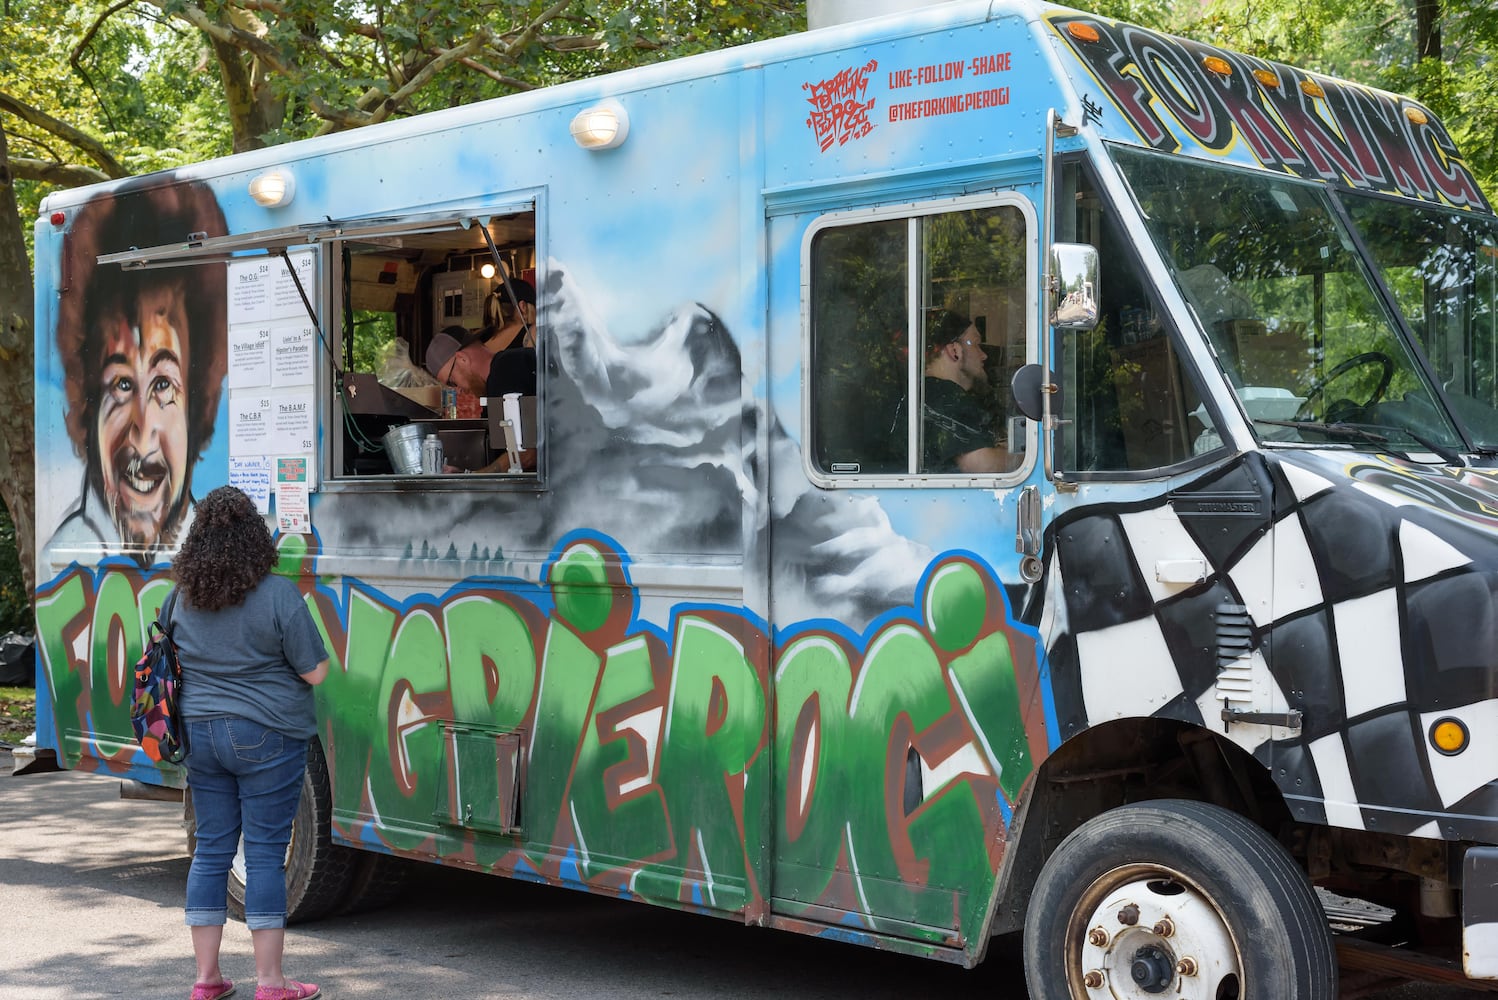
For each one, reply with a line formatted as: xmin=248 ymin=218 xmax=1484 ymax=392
xmin=920 ymin=309 xmax=1009 ymax=473
xmin=424 ymin=329 xmax=537 ymax=399
xmin=476 ymin=278 xmax=536 ymax=354
xmin=423 ymin=328 xmax=538 ymax=473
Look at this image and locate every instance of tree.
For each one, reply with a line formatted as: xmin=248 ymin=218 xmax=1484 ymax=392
xmin=0 ymin=114 xmax=34 ymax=603
xmin=0 ymin=0 xmax=804 ymax=603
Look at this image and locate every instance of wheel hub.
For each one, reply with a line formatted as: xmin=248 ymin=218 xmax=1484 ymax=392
xmin=1129 ymin=944 xmax=1174 ymax=993
xmin=1075 ymin=873 xmax=1242 ymax=999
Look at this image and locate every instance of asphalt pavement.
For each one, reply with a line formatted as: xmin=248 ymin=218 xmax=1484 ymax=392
xmin=1 ymin=749 xmax=1491 ymax=1000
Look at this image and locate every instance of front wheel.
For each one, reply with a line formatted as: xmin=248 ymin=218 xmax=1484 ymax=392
xmin=1022 ymin=799 xmax=1335 ymax=999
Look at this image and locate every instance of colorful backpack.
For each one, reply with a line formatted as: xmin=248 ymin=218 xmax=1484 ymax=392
xmin=130 ymin=589 xmax=187 ymax=763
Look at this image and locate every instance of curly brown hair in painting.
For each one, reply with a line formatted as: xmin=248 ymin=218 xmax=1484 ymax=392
xmin=173 ymin=486 xmax=278 ymax=611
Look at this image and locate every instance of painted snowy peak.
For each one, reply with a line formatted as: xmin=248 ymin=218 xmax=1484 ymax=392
xmin=324 ymin=262 xmax=931 ymax=629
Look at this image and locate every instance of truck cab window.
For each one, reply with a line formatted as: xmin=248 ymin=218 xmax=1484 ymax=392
xmin=334 ymin=209 xmax=538 ymax=480
xmin=809 ymin=199 xmax=1030 ymax=480
xmin=1057 ymin=160 xmax=1220 ymax=473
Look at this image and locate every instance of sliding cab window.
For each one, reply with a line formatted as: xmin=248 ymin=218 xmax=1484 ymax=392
xmin=334 ymin=209 xmax=539 ymax=480
xmin=1055 ymin=159 xmax=1223 ymax=475
xmin=808 ymin=197 xmax=1033 ymax=483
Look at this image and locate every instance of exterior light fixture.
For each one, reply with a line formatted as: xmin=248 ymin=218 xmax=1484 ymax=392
xmin=248 ymin=169 xmax=296 ymax=207
xmin=570 ymin=100 xmax=630 ymax=150
xmin=480 ymin=262 xmax=496 ymax=279
xmin=1202 ymin=56 xmax=1233 ymax=77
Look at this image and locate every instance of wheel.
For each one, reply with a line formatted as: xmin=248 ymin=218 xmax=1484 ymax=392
xmin=1296 ymin=351 xmax=1394 ymax=421
xmin=1022 ymin=799 xmax=1335 ymax=999
xmin=184 ymin=739 xmax=356 ymax=924
xmin=334 ymin=851 xmax=412 ymax=915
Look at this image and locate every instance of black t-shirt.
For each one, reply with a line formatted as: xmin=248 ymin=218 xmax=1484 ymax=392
xmin=486 ymin=347 xmax=537 ymax=398
xmin=922 ymin=376 xmax=995 ymax=472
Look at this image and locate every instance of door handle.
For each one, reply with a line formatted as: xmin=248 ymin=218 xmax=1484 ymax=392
xmin=1016 ymin=484 xmax=1043 ymax=582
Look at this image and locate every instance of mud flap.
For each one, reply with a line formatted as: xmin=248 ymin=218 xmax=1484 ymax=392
xmin=1464 ymin=845 xmax=1498 ymax=980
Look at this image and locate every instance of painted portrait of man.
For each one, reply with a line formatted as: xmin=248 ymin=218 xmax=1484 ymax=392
xmin=47 ymin=178 xmax=229 ymax=562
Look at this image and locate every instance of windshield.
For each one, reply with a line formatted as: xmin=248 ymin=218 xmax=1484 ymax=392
xmin=1112 ymin=146 xmax=1464 ymax=456
xmin=1341 ymin=192 xmax=1498 ymax=450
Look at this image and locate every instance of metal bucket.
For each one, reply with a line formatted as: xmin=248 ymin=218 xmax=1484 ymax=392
xmin=381 ymin=422 xmax=433 ymax=475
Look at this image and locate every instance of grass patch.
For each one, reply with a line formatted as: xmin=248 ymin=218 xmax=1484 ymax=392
xmin=0 ymin=686 xmax=36 ymax=745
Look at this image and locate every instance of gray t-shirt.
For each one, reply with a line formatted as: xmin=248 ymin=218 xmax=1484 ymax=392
xmin=173 ymin=574 xmax=328 ymax=740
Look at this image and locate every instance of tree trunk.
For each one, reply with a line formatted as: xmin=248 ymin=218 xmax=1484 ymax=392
xmin=0 ymin=117 xmax=36 ymax=597
xmin=1416 ymin=0 xmax=1442 ymax=62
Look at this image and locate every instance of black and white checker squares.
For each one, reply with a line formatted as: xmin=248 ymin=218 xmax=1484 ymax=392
xmin=1041 ymin=450 xmax=1498 ymax=845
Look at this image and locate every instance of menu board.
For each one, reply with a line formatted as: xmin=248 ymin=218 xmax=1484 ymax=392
xmin=226 ymin=250 xmax=319 ymax=502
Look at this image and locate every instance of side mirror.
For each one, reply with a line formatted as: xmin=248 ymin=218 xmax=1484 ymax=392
xmin=1011 ymin=363 xmax=1053 ymax=422
xmin=1049 ymin=243 xmax=1100 ymax=330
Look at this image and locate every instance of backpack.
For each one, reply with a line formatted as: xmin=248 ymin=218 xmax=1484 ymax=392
xmin=130 ymin=589 xmax=187 ymax=763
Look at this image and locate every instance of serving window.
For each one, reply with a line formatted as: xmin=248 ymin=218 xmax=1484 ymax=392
xmin=330 ymin=207 xmax=540 ymax=481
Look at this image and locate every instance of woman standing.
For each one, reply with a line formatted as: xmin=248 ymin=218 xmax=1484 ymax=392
xmin=171 ymin=486 xmax=328 ymax=1000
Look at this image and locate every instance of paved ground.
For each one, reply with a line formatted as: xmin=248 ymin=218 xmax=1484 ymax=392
xmin=1 ymin=750 xmax=1490 ymax=999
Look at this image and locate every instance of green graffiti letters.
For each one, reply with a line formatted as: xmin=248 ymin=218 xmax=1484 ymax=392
xmin=36 ymin=545 xmax=1044 ymax=953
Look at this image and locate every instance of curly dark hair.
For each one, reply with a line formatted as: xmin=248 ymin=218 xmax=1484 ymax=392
xmin=173 ymin=486 xmax=277 ymax=611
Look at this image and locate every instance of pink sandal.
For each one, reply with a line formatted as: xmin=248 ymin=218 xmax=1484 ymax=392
xmin=254 ymin=981 xmax=319 ymax=1000
xmin=190 ymin=981 xmax=235 ymax=1000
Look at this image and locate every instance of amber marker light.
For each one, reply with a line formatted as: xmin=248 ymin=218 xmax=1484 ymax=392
xmin=1429 ymin=717 xmax=1469 ymax=756
xmin=1203 ymin=56 xmax=1233 ymax=77
xmin=1301 ymin=79 xmax=1325 ymax=98
xmin=1253 ymin=69 xmax=1281 ymax=89
xmin=1067 ymin=21 xmax=1101 ymax=43
xmin=1405 ymin=106 xmax=1430 ymax=125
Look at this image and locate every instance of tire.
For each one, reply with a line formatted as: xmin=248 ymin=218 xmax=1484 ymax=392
xmin=1022 ymin=799 xmax=1335 ymax=1000
xmin=335 ymin=851 xmax=412 ymax=915
xmin=184 ymin=739 xmax=356 ymax=924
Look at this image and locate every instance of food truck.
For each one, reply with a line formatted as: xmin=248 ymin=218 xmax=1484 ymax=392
xmin=26 ymin=0 xmax=1498 ymax=994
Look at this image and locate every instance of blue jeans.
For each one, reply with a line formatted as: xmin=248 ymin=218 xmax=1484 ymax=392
xmin=184 ymin=717 xmax=308 ymax=930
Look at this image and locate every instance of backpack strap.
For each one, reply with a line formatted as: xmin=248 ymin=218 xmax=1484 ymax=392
xmin=160 ymin=588 xmax=180 ymax=636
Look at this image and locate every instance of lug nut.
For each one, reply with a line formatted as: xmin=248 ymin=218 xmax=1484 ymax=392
xmin=1152 ymin=916 xmax=1175 ymax=937
xmin=1177 ymin=956 xmax=1198 ymax=977
xmin=1088 ymin=926 xmax=1110 ymax=947
xmin=1117 ymin=902 xmax=1141 ymax=926
xmin=1083 ymin=970 xmax=1105 ymax=989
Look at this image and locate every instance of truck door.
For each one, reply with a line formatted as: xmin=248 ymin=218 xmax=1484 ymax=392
xmin=763 ymin=190 xmax=1054 ymax=949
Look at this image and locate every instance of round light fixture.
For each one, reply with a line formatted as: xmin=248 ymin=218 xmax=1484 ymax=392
xmin=248 ymin=170 xmax=296 ymax=207
xmin=570 ymin=100 xmax=630 ymax=150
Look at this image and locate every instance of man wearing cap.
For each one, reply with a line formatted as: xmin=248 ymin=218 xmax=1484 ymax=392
xmin=425 ymin=328 xmax=536 ymax=400
xmin=921 ymin=309 xmax=1009 ymax=474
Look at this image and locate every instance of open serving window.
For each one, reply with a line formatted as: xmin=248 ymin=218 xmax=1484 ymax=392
xmin=330 ymin=206 xmax=539 ymax=481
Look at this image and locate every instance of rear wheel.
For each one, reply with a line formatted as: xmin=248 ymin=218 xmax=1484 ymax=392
xmin=1022 ymin=799 xmax=1335 ymax=999
xmin=335 ymin=851 xmax=412 ymax=915
xmin=184 ymin=739 xmax=356 ymax=924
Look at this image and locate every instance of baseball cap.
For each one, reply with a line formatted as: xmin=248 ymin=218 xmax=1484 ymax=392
xmin=424 ymin=332 xmax=465 ymax=379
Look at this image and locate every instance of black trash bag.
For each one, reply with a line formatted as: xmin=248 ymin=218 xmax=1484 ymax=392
xmin=0 ymin=632 xmax=35 ymax=687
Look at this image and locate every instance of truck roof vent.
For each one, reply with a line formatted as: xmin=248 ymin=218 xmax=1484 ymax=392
xmin=808 ymin=0 xmax=955 ymax=30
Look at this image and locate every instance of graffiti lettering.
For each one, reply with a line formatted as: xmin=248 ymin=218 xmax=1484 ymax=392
xmin=35 ymin=538 xmax=1048 ymax=946
xmin=804 ymin=60 xmax=878 ymax=152
xmin=1051 ymin=14 xmax=1490 ymax=211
